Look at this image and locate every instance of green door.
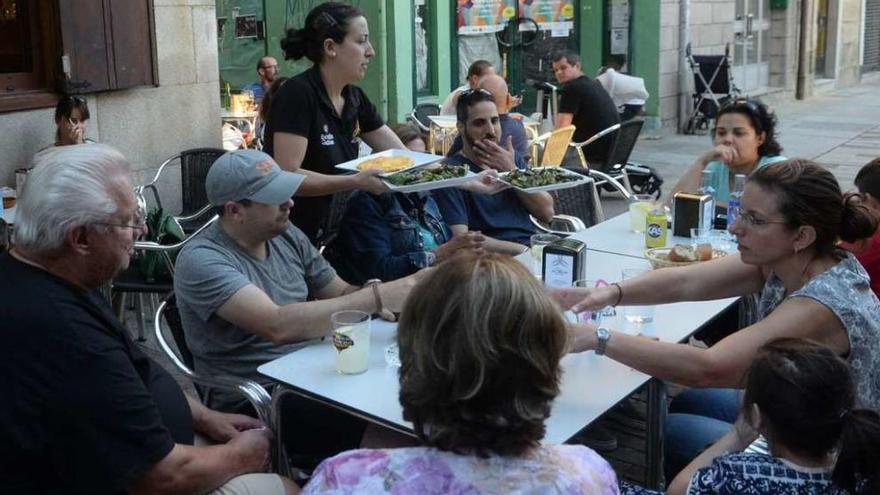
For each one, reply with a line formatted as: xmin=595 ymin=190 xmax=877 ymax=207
xmin=217 ymin=0 xmax=268 ymax=90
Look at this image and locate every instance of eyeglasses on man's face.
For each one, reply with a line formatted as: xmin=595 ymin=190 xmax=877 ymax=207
xmin=95 ymin=211 xmax=147 ymax=231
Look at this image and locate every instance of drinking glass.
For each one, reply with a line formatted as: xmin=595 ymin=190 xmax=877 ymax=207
xmin=530 ymin=233 xmax=561 ymax=279
xmin=331 ymin=310 xmax=371 ymax=374
xmin=708 ymin=229 xmax=736 ymax=253
xmin=690 ymin=227 xmax=710 ymax=247
xmin=621 ymin=268 xmax=654 ymax=324
xmin=629 ymin=194 xmax=655 ymax=233
xmin=572 ymin=279 xmax=615 ymax=323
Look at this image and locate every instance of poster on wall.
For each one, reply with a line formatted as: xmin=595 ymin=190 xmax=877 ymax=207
xmin=518 ymin=0 xmax=575 ymax=32
xmin=457 ymin=0 xmax=516 ymax=34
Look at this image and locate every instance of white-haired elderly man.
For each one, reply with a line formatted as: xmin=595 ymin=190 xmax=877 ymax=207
xmin=0 ymin=144 xmax=298 ymax=495
xmin=173 ymin=149 xmax=420 ymax=468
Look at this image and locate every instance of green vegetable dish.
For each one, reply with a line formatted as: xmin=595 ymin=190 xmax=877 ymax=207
xmin=502 ymin=168 xmax=580 ymax=188
xmin=384 ymin=164 xmax=467 ymax=186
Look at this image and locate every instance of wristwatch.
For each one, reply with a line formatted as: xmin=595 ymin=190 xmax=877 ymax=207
xmin=363 ymin=279 xmax=383 ymax=314
xmin=595 ymin=327 xmax=611 ymax=356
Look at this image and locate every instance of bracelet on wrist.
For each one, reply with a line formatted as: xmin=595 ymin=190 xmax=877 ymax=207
xmin=610 ymin=283 xmax=623 ymax=307
xmin=363 ymin=279 xmax=383 ymax=314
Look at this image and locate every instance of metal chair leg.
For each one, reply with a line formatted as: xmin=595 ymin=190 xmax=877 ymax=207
xmin=645 ymin=378 xmax=667 ymax=490
xmin=135 ymin=293 xmax=146 ymax=342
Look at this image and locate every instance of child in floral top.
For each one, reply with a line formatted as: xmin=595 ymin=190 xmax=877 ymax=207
xmin=302 ymin=253 xmax=620 ymax=494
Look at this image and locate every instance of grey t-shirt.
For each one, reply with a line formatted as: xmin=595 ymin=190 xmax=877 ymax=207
xmin=759 ymin=251 xmax=880 ymax=410
xmin=174 ymin=222 xmax=336 ymax=411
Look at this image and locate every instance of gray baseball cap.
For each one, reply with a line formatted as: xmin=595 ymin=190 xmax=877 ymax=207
xmin=206 ymin=149 xmax=305 ymax=206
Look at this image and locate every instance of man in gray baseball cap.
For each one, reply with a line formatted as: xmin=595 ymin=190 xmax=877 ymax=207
xmin=174 ymin=149 xmax=419 ymax=467
xmin=206 ymin=149 xmax=305 ymax=206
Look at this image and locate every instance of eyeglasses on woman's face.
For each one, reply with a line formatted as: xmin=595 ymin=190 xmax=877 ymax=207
xmin=734 ymin=210 xmax=788 ymax=228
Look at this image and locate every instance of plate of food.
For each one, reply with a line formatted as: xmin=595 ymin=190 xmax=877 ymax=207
xmin=498 ymin=167 xmax=591 ymax=192
xmin=381 ymin=163 xmax=477 ymax=193
xmin=334 ymin=149 xmax=442 ymax=176
xmin=644 ymin=243 xmax=727 ymax=269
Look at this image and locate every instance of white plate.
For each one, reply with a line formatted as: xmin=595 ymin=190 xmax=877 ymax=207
xmin=382 ymin=166 xmax=478 ymax=193
xmin=334 ymin=149 xmax=443 ymax=176
xmin=498 ymin=167 xmax=592 ymax=193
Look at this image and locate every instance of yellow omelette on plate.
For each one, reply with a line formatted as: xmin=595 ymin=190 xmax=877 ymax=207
xmin=356 ymin=155 xmax=415 ymax=173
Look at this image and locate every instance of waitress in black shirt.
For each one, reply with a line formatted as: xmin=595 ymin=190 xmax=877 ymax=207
xmin=264 ymin=2 xmax=406 ymax=242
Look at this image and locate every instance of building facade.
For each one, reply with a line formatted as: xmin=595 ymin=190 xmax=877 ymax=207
xmin=659 ymin=0 xmax=873 ymax=131
xmin=0 ymin=0 xmax=222 ymax=210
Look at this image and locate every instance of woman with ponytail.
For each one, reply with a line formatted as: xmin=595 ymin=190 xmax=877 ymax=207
xmin=623 ymin=338 xmax=879 ymax=494
xmin=262 ymin=2 xmax=406 ymax=242
xmin=555 ymin=159 xmax=880 ymax=478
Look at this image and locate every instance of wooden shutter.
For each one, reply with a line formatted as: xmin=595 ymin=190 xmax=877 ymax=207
xmin=57 ymin=0 xmax=156 ymax=94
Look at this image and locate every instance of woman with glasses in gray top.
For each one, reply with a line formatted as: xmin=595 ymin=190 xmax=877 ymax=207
xmin=553 ymin=160 xmax=880 ymax=480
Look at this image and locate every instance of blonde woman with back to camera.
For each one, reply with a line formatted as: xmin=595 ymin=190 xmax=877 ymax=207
xmin=302 ymin=253 xmax=620 ymax=494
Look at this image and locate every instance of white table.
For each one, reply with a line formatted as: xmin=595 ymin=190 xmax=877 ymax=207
xmin=259 ymin=251 xmax=736 ymax=486
xmin=570 ymin=212 xmax=689 ymax=259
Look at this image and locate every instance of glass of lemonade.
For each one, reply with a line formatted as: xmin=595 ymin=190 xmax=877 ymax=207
xmin=331 ymin=310 xmax=371 ymax=374
xmin=629 ymin=194 xmax=655 ymax=233
xmin=530 ymin=233 xmax=562 ymax=279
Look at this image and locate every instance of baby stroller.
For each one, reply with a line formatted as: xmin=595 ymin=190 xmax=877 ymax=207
xmin=684 ymin=42 xmax=740 ymax=134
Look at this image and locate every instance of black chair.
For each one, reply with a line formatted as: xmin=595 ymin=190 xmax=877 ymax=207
xmin=407 ymin=103 xmax=441 ymax=137
xmin=140 ymin=148 xmax=225 ymax=232
xmin=572 ymin=119 xmax=645 ymax=197
xmin=316 ymin=190 xmax=353 ymax=254
xmin=153 ymin=293 xmax=288 ymax=475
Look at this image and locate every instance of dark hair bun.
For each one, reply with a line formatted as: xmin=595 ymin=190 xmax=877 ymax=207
xmin=280 ymin=27 xmax=307 ymax=60
xmin=839 ymin=193 xmax=878 ymax=243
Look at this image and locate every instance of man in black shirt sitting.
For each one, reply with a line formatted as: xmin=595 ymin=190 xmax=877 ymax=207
xmin=0 ymin=144 xmax=297 ymax=494
xmin=552 ymin=49 xmax=621 ymax=167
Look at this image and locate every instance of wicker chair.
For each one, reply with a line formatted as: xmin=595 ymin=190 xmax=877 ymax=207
xmin=529 ymin=125 xmax=576 ymax=167
xmin=531 ymin=169 xmax=603 ymax=235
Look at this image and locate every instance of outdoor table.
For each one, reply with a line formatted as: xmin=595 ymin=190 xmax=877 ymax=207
xmin=259 ymin=250 xmax=735 ymax=489
xmin=570 ymin=211 xmax=690 ymax=259
xmin=221 ymin=109 xmax=259 ymax=145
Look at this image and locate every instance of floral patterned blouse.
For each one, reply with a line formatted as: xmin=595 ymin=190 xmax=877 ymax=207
xmin=301 ymin=445 xmax=620 ymax=495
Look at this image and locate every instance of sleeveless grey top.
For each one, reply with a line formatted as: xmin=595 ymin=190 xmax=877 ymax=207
xmin=759 ymin=251 xmax=880 ymax=410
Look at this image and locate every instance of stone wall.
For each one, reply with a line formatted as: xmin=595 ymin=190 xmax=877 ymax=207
xmin=0 ymin=0 xmax=222 ymax=212
xmin=836 ymin=0 xmax=865 ymax=86
xmin=658 ymin=0 xmax=739 ymax=130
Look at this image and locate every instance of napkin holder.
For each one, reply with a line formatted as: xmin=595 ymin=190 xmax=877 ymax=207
xmin=542 ymin=238 xmax=587 ymax=288
xmin=673 ymin=192 xmax=713 ymax=237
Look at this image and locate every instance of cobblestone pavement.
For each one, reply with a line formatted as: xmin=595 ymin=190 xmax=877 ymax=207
xmin=603 ymin=74 xmax=880 ymax=217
